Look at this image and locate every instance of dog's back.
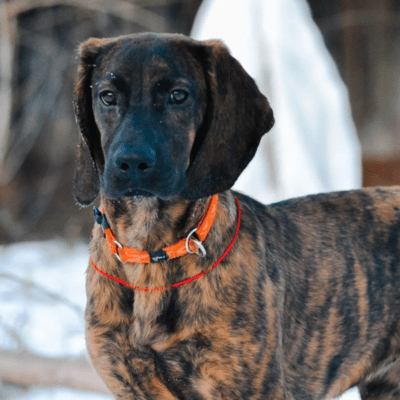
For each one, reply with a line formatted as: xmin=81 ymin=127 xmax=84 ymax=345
xmin=242 ymin=186 xmax=400 ymax=399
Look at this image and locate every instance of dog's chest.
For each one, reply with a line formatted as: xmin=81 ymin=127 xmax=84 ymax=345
xmin=124 ymin=287 xmax=284 ymax=399
xmin=128 ymin=324 xmax=278 ymax=399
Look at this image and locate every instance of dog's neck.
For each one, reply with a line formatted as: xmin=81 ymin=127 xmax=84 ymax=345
xmin=92 ymin=190 xmax=238 ymax=284
xmin=99 ymin=194 xmax=214 ymax=253
xmin=89 ymin=191 xmax=239 ymax=343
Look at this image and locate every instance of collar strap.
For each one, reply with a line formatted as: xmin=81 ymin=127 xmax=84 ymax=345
xmin=93 ymin=194 xmax=219 ymax=264
xmin=89 ymin=197 xmax=241 ymax=292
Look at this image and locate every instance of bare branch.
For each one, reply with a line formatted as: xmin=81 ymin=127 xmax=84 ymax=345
xmin=0 ymin=3 xmax=17 ymax=181
xmin=0 ymin=349 xmax=111 ymax=395
xmin=0 ymin=317 xmax=25 ymax=351
xmin=6 ymin=0 xmax=167 ymax=32
xmin=320 ymin=9 xmax=400 ymax=34
xmin=134 ymin=0 xmax=194 ymax=5
xmin=0 ymin=272 xmax=83 ymax=318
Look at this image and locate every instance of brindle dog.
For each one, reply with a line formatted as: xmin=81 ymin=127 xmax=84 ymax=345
xmin=74 ymin=33 xmax=400 ymax=399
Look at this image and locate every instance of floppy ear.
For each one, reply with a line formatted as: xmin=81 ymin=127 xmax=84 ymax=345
xmin=182 ymin=40 xmax=274 ymax=200
xmin=73 ymin=38 xmax=112 ymax=206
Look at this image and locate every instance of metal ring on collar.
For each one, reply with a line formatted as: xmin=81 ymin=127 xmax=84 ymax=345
xmin=114 ymin=239 xmax=122 ymax=262
xmin=185 ymin=228 xmax=207 ymax=257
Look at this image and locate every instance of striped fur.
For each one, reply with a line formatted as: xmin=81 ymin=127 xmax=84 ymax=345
xmin=74 ymin=33 xmax=400 ymax=399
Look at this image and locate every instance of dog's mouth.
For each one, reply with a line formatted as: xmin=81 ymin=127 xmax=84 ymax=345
xmin=105 ymin=182 xmax=181 ymax=201
xmin=123 ymin=188 xmax=153 ymax=198
xmin=103 ymin=160 xmax=186 ymax=201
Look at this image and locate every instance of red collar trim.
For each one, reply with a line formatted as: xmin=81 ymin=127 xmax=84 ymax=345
xmin=89 ymin=197 xmax=241 ymax=292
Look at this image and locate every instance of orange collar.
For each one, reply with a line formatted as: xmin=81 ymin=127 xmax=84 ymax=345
xmin=93 ymin=194 xmax=219 ymax=264
xmin=89 ymin=196 xmax=241 ymax=292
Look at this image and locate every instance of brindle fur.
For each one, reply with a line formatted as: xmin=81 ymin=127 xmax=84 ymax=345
xmin=74 ymin=33 xmax=400 ymax=399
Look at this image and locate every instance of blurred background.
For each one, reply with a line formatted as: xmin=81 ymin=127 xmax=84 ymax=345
xmin=0 ymin=0 xmax=399 ymax=399
xmin=0 ymin=0 xmax=204 ymax=244
xmin=1 ymin=0 xmax=400 ymax=244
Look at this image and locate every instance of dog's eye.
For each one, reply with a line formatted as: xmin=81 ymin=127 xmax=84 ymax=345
xmin=100 ymin=90 xmax=117 ymax=106
xmin=169 ymin=90 xmax=188 ymax=105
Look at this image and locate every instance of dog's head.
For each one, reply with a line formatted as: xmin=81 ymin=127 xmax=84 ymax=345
xmin=73 ymin=33 xmax=274 ymax=205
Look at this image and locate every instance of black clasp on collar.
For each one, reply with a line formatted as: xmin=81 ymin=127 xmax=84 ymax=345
xmin=150 ymin=250 xmax=169 ymax=263
xmin=93 ymin=207 xmax=110 ymax=237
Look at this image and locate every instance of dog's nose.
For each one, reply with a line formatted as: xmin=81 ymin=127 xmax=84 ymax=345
xmin=114 ymin=145 xmax=156 ymax=174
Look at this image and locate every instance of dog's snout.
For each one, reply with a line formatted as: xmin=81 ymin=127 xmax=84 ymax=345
xmin=114 ymin=145 xmax=156 ymax=174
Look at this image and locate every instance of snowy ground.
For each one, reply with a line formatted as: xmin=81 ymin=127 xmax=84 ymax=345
xmin=2 ymin=387 xmax=111 ymax=400
xmin=0 ymin=240 xmax=361 ymax=399
xmin=0 ymin=240 xmax=112 ymax=400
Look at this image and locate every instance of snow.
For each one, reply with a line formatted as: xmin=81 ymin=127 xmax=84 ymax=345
xmin=14 ymin=387 xmax=111 ymax=400
xmin=0 ymin=240 xmax=361 ymax=399
xmin=0 ymin=240 xmax=112 ymax=399
xmin=0 ymin=240 xmax=87 ymax=358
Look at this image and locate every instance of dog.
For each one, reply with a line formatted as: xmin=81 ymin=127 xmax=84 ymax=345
xmin=74 ymin=33 xmax=400 ymax=399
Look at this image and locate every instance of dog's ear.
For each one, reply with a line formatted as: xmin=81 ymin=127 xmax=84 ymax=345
xmin=73 ymin=38 xmax=112 ymax=206
xmin=182 ymin=40 xmax=274 ymax=200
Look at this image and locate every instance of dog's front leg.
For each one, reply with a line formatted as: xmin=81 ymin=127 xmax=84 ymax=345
xmin=84 ymin=259 xmax=178 ymax=400
xmin=86 ymin=323 xmax=178 ymax=400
